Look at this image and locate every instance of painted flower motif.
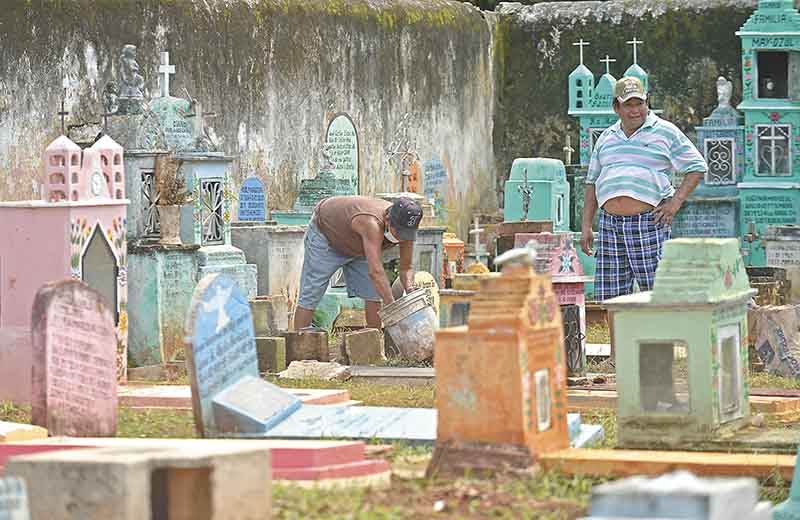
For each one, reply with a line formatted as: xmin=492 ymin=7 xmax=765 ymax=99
xmin=770 ymin=112 xmax=781 ymax=122
xmin=746 ymin=133 xmax=753 ymax=142
xmin=744 ymin=73 xmax=752 ymax=81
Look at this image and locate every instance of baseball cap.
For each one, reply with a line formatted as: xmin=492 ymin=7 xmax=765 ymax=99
xmin=388 ymin=197 xmax=423 ymax=241
xmin=614 ymin=76 xmax=647 ymax=103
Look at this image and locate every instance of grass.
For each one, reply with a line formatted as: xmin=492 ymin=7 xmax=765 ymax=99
xmin=586 ymin=322 xmax=610 ymax=344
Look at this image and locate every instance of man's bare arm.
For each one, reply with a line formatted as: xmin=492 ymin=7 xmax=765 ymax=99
xmin=580 ymin=184 xmax=598 ymax=255
xmin=352 ymin=215 xmax=394 ymax=305
xmin=398 ymin=240 xmax=415 ymax=290
xmin=652 ymin=172 xmax=702 ymax=225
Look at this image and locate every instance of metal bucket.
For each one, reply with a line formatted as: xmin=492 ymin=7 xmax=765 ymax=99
xmin=379 ymin=288 xmax=437 ymax=361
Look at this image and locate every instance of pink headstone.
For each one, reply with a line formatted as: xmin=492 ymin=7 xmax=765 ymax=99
xmin=30 ymin=280 xmax=118 ymax=436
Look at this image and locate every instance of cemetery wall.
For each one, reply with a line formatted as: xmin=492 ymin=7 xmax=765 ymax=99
xmin=0 ymin=0 xmax=497 ymax=235
xmin=494 ymin=0 xmax=759 ymax=201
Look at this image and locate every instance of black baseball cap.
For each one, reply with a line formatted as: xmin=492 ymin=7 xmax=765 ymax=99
xmin=388 ymin=197 xmax=422 ymax=241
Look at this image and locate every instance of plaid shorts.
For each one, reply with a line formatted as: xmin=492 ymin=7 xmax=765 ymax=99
xmin=594 ymin=209 xmax=671 ymax=301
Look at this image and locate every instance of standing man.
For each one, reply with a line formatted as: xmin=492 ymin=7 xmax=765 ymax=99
xmin=293 ymin=195 xmax=422 ymax=330
xmin=580 ymin=76 xmax=708 ymax=302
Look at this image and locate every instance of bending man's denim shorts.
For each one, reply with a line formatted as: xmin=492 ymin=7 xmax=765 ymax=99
xmin=297 ymin=222 xmax=381 ymax=310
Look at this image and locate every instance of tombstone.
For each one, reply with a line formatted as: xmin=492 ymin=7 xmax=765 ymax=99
xmin=603 ymin=238 xmax=756 ymax=448
xmin=106 ymin=47 xmax=257 ymax=366
xmin=212 ymin=375 xmax=301 ymax=434
xmin=0 ymin=477 xmax=30 ymax=520
xmin=325 ymin=113 xmax=359 ymax=195
xmin=30 ymin=280 xmax=118 ymax=437
xmin=503 ymin=159 xmax=570 ymax=232
xmin=0 ymin=135 xmax=129 ymax=398
xmin=736 ymin=1 xmax=800 ymax=267
xmin=583 ymin=471 xmax=772 ymax=520
xmin=764 ymin=225 xmax=800 ymax=303
xmin=185 ymin=273 xmax=298 ymax=437
xmin=423 ymin=158 xmax=449 ymax=224
xmin=236 ymin=176 xmax=267 ymax=222
xmin=429 ymin=242 xmax=569 ymax=476
xmin=673 ymin=76 xmax=743 ymax=240
xmin=515 ymin=232 xmax=592 ymax=376
xmin=5 ymin=444 xmax=272 ymax=520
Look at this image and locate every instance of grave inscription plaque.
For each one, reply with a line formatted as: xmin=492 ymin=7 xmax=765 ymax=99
xmin=673 ymin=201 xmax=738 ymax=238
xmin=185 ymin=273 xmax=259 ymax=436
xmin=237 ymin=177 xmax=267 ymax=222
xmin=325 ymin=113 xmax=359 ymax=194
xmin=31 ymin=280 xmax=118 ymax=437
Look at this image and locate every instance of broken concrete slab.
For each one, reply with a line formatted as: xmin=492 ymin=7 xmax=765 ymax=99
xmin=212 ymin=375 xmax=301 ymax=435
xmin=117 ymin=384 xmax=352 ymax=409
xmin=344 ymin=328 xmax=385 ymax=366
xmin=5 ymin=444 xmax=272 ymax=520
xmin=278 ymin=361 xmax=351 ymax=382
xmin=0 ymin=422 xmax=47 ymax=443
xmin=256 ymin=336 xmax=286 ymax=373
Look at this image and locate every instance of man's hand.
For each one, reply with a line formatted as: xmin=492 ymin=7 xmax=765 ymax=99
xmin=580 ymin=229 xmax=594 ymax=256
xmin=401 ymin=270 xmax=415 ymax=292
xmin=652 ymin=197 xmax=682 ymax=226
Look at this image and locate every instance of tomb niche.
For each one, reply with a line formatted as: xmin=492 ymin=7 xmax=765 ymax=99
xmin=735 ymin=0 xmax=800 ymax=266
xmin=103 ymin=47 xmax=257 ymax=366
xmin=603 ymin=238 xmax=755 ymax=448
xmin=429 ymin=242 xmax=569 ymax=476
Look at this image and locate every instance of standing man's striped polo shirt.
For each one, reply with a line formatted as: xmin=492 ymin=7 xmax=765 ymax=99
xmin=586 ymin=112 xmax=708 ymax=208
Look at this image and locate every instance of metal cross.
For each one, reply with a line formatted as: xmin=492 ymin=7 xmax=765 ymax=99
xmin=158 ymin=51 xmax=176 ymax=98
xmin=626 ymin=37 xmax=644 ymax=65
xmin=517 ymin=167 xmax=533 ymax=221
xmin=563 ymin=135 xmax=575 ymax=166
xmin=572 ymin=39 xmax=590 ymax=66
xmin=58 ymin=78 xmax=69 ymax=135
xmin=600 ymin=55 xmax=616 ymax=76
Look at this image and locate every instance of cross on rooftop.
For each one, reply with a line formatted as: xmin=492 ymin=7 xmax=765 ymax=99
xmin=158 ymin=51 xmax=176 ymax=98
xmin=469 ymin=216 xmax=485 ymax=253
xmin=58 ymin=77 xmax=69 ymax=135
xmin=572 ymin=39 xmax=590 ymax=66
xmin=518 ymin=167 xmax=533 ymax=221
xmin=626 ymin=37 xmax=644 ymax=65
xmin=600 ymin=55 xmax=616 ymax=75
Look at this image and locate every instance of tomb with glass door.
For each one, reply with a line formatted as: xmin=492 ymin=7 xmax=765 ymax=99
xmin=603 ymin=238 xmax=756 ymax=448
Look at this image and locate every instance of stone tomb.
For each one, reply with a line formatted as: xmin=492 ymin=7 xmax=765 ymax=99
xmin=31 ymin=280 xmax=118 ymax=437
xmin=5 ymin=444 xmax=272 ymax=520
xmin=603 ymin=238 xmax=756 ymax=448
xmin=184 ymin=273 xmax=300 ymax=436
xmin=515 ymin=232 xmax=592 ymax=376
xmin=237 ymin=176 xmax=267 ymax=222
xmin=503 ymin=158 xmax=570 ymax=232
xmin=582 ymin=471 xmax=771 ymax=520
xmin=429 ymin=249 xmax=569 ymax=476
xmin=0 ymin=477 xmax=29 ymax=520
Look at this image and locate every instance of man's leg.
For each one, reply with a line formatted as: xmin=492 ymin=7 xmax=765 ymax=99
xmin=343 ymin=257 xmax=384 ymax=329
xmin=624 ymin=211 xmax=671 ymax=292
xmin=594 ymin=210 xmax=634 ymax=362
xmin=294 ymin=223 xmax=345 ymax=330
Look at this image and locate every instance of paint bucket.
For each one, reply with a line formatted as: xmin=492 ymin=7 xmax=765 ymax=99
xmin=379 ymin=288 xmax=437 ymax=361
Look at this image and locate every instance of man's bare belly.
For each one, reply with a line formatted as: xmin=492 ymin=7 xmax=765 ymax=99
xmin=602 ymin=196 xmax=655 ymax=216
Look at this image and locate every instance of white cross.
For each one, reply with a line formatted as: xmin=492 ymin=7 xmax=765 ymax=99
xmin=158 ymin=51 xmax=176 ymax=98
xmin=626 ymin=37 xmax=644 ymax=65
xmin=469 ymin=216 xmax=485 ymax=254
xmin=563 ymin=135 xmax=575 ymax=166
xmin=200 ymin=284 xmax=233 ymax=333
xmin=600 ymin=55 xmax=616 ymax=76
xmin=572 ymin=39 xmax=590 ymax=66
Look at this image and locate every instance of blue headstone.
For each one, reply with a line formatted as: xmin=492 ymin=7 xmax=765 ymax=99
xmin=0 ymin=477 xmax=29 ymax=520
xmin=212 ymin=375 xmax=301 ymax=435
xmin=237 ymin=177 xmax=267 ymax=222
xmin=185 ymin=273 xmax=259 ymax=437
xmin=423 ymin=158 xmax=448 ymax=221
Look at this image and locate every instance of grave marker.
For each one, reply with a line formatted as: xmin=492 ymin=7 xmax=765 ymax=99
xmin=30 ymin=280 xmax=118 ymax=437
xmin=423 ymin=158 xmax=448 ymax=220
xmin=237 ymin=176 xmax=267 ymax=222
xmin=324 ymin=113 xmax=359 ymax=195
xmin=185 ymin=273 xmax=302 ymax=437
xmin=0 ymin=477 xmax=29 ymax=520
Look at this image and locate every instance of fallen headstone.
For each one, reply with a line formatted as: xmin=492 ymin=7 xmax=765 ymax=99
xmin=212 ymin=375 xmax=301 ymax=435
xmin=278 ymin=360 xmax=352 ymax=382
xmin=0 ymin=476 xmax=29 ymax=520
xmin=30 ymin=280 xmax=118 ymax=437
xmin=6 ymin=444 xmax=272 ymax=520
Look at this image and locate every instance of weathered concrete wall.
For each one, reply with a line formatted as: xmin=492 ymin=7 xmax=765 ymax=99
xmin=0 ymin=0 xmax=497 ymax=235
xmin=494 ymin=0 xmax=760 ymax=200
